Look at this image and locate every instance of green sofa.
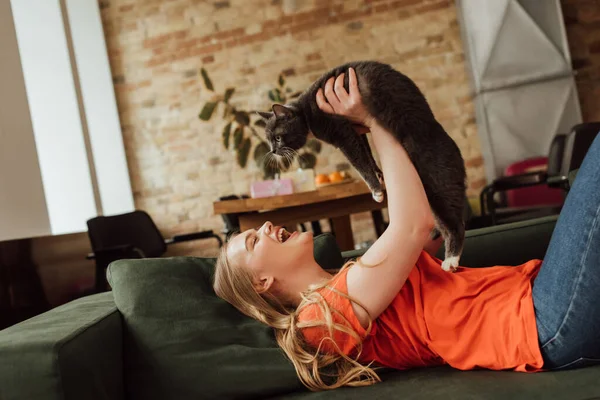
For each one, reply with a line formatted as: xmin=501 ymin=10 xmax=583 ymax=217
xmin=2 ymin=215 xmax=600 ymax=400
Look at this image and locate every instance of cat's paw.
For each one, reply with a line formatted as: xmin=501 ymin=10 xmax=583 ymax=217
xmin=441 ymin=256 xmax=459 ymax=272
xmin=376 ymin=171 xmax=384 ymax=185
xmin=372 ymin=191 xmax=384 ymax=203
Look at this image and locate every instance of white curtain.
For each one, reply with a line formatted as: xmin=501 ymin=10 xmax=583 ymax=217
xmin=457 ymin=0 xmax=582 ymax=180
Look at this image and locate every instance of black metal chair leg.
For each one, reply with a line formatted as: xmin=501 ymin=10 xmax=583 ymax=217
xmin=311 ymin=221 xmax=323 ymax=235
xmin=371 ymin=210 xmax=387 ymax=237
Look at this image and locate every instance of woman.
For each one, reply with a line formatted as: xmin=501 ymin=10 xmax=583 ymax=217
xmin=214 ymin=68 xmax=600 ymax=391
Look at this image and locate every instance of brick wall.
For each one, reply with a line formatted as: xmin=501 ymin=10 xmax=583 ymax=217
xmin=28 ymin=0 xmax=600 ymax=307
xmin=98 ymin=0 xmax=484 ymax=256
xmin=562 ymin=0 xmax=600 ymax=122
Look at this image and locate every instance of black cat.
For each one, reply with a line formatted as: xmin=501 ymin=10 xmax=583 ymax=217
xmin=257 ymin=61 xmax=466 ymax=272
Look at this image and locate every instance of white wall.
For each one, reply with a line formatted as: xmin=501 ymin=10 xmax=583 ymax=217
xmin=0 ymin=0 xmax=51 ymax=241
xmin=65 ymin=0 xmax=134 ymax=216
xmin=10 ymin=0 xmax=98 ymax=236
xmin=1 ymin=0 xmax=134 ymax=241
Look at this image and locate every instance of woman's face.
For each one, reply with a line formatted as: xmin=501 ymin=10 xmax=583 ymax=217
xmin=227 ymin=221 xmax=314 ymax=289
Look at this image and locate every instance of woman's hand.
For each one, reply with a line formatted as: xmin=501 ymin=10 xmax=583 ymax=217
xmin=316 ymin=67 xmax=374 ymax=134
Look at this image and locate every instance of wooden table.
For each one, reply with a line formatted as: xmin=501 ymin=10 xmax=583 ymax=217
xmin=212 ymin=181 xmax=387 ymax=251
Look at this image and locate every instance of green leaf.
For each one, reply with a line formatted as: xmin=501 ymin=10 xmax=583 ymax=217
xmin=274 ymin=88 xmax=283 ymax=102
xmin=224 ymin=87 xmax=235 ymax=103
xmin=237 ymin=138 xmax=251 ymax=168
xmin=233 ymin=126 xmax=243 ymax=149
xmin=198 ymin=101 xmax=218 ymax=121
xmin=289 ymin=91 xmax=302 ymax=99
xmin=254 ymin=119 xmax=267 ymax=128
xmin=278 ymin=74 xmax=285 ymax=87
xmin=222 ymin=122 xmax=232 ymax=149
xmin=253 ymin=142 xmax=270 ymax=166
xmin=305 ymin=138 xmax=322 ymax=154
xmin=223 ymin=105 xmax=231 ymax=119
xmin=234 ymin=111 xmax=250 ymax=126
xmin=201 ymin=68 xmax=214 ymax=91
xmin=298 ymin=152 xmax=316 ymax=169
xmin=268 ymin=90 xmax=276 ymax=102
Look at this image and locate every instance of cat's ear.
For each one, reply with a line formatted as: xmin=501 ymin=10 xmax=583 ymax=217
xmin=272 ymin=104 xmax=294 ymax=118
xmin=256 ymin=111 xmax=274 ymax=120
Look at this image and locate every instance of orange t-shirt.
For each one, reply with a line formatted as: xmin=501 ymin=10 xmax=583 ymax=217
xmin=298 ymin=251 xmax=545 ymax=372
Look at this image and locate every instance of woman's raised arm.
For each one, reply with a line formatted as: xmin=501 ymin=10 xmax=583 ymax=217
xmin=317 ymin=68 xmax=434 ymax=327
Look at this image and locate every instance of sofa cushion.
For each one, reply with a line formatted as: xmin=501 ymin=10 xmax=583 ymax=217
xmin=108 ymin=233 xmax=342 ymax=400
xmin=313 ymin=232 xmax=344 ymax=270
xmin=268 ymin=366 xmax=600 ymax=399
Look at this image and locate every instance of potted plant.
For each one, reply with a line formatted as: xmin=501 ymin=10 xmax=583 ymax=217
xmin=198 ymin=68 xmax=321 ymax=178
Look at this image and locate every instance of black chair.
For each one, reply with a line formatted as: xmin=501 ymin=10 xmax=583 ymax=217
xmin=480 ymin=122 xmax=600 ymax=225
xmin=560 ymin=122 xmax=600 ymax=180
xmin=86 ymin=210 xmax=222 ymax=293
xmin=218 ymin=195 xmax=258 ymax=239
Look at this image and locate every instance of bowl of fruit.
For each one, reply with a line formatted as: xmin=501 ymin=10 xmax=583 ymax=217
xmin=314 ymin=171 xmax=354 ymax=188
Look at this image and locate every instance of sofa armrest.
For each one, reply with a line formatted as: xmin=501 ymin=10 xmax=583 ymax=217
xmin=0 ymin=292 xmax=124 ymax=400
xmin=342 ymin=215 xmax=558 ymax=267
xmin=341 ymin=248 xmax=366 ymax=261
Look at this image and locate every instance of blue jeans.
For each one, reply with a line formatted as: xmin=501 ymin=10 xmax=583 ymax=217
xmin=532 ymin=133 xmax=600 ymax=369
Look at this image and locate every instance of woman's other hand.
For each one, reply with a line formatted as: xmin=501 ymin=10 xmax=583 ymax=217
xmin=316 ymin=67 xmax=374 ymax=134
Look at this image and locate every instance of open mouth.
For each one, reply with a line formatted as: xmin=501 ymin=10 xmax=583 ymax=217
xmin=277 ymin=227 xmax=292 ymax=243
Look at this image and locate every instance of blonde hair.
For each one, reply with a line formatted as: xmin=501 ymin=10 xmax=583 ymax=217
xmin=213 ymin=243 xmax=381 ymax=391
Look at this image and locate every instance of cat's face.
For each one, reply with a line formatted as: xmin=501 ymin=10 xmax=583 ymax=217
xmin=258 ymin=104 xmax=309 ymax=155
